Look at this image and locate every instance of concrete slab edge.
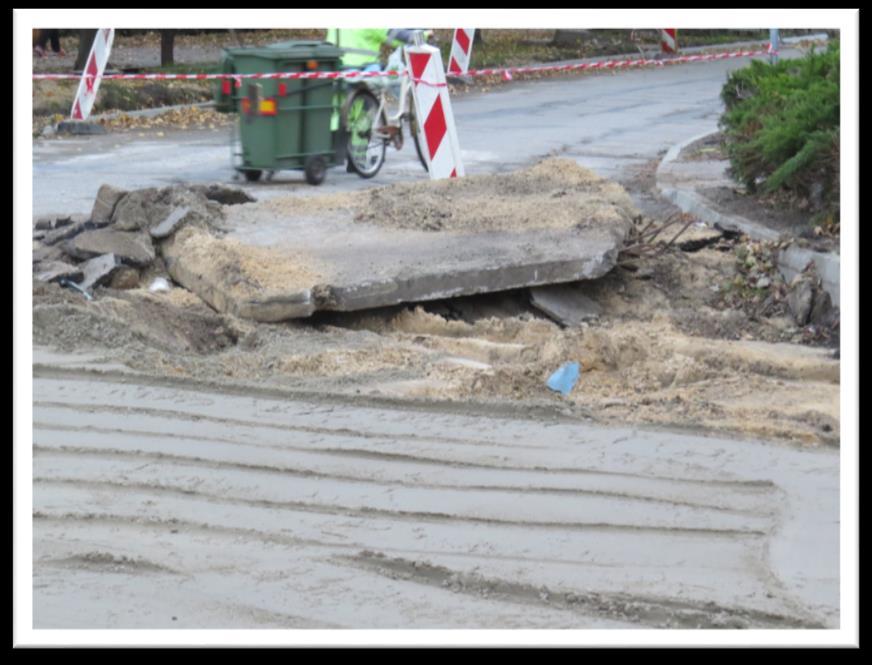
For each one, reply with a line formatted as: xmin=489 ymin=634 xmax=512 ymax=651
xmin=164 ymin=241 xmax=621 ymax=322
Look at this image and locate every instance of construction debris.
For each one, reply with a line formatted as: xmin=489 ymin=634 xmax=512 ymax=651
xmin=189 ymin=183 xmax=256 ymax=206
xmin=150 ymin=206 xmax=192 ymax=240
xmin=111 ymin=186 xmax=223 ymax=235
xmin=34 ymin=214 xmax=73 ymax=232
xmin=41 ymin=215 xmax=90 ymax=246
xmin=65 ymin=228 xmax=156 ymax=267
xmin=90 ymin=184 xmax=128 ymax=227
xmin=162 ymin=159 xmax=637 ymax=321
xmin=78 ymin=254 xmax=122 ymax=291
xmin=33 ymin=260 xmax=82 ymax=284
xmin=529 ymin=284 xmax=603 ymax=326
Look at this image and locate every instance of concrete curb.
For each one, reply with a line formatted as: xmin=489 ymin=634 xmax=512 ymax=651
xmin=89 ymin=100 xmax=216 ymax=122
xmin=42 ymin=101 xmax=217 ymax=138
xmin=655 ymin=129 xmax=840 ymax=307
xmin=655 ymin=129 xmax=780 ymax=241
xmin=531 ymin=34 xmax=828 ymax=72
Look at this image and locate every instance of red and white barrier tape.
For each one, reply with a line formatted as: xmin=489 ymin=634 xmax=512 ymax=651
xmin=33 ymin=48 xmax=774 ymax=85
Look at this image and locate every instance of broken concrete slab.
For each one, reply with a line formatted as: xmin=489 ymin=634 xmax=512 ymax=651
xmin=41 ymin=215 xmax=91 ymax=246
xmin=33 ymin=260 xmax=83 ymax=284
xmin=91 ymin=184 xmax=128 ymax=227
xmin=111 ymin=188 xmax=159 ymax=231
xmin=150 ymin=206 xmax=191 ymax=240
xmin=78 ymin=254 xmax=122 ymax=291
xmin=529 ymin=284 xmax=603 ymax=326
xmin=112 ymin=186 xmax=222 ymax=233
xmin=65 ymin=228 xmax=156 ymax=267
xmin=32 ymin=243 xmax=66 ymax=265
xmin=34 ymin=214 xmax=73 ymax=232
xmin=161 ymin=159 xmax=636 ymax=322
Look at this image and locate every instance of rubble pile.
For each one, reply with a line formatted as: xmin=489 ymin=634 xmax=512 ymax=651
xmin=31 ymin=183 xmax=251 ymax=294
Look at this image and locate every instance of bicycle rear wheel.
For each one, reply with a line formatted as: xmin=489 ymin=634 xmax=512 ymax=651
xmin=343 ymin=88 xmax=387 ymax=179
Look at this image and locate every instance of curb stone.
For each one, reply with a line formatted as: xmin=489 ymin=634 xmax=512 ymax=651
xmin=656 ymin=129 xmax=840 ymax=308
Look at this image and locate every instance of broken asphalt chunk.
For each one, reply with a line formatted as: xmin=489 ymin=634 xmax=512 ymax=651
xmin=150 ymin=206 xmax=191 ymax=240
xmin=34 ymin=214 xmax=73 ymax=231
xmin=41 ymin=215 xmax=91 ymax=246
xmin=33 ymin=260 xmax=84 ymax=284
xmin=90 ymin=184 xmax=129 ymax=227
xmin=78 ymin=253 xmax=122 ymax=291
xmin=530 ymin=284 xmax=603 ymax=326
xmin=65 ymin=228 xmax=156 ymax=267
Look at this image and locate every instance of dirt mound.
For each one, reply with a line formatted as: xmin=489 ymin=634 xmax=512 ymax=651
xmin=355 ymin=158 xmax=638 ymax=233
xmin=247 ymin=158 xmax=638 ymax=236
xmin=33 ymin=283 xmax=240 ymax=355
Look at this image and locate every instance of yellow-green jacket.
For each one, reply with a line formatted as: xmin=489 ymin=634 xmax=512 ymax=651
xmin=325 ymin=29 xmax=422 ymax=68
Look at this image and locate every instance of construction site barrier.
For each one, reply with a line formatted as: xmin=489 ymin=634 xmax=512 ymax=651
xmin=33 ymin=48 xmax=777 ymax=85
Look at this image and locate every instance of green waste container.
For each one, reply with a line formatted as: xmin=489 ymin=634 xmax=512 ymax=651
xmin=217 ymin=41 xmax=344 ymax=185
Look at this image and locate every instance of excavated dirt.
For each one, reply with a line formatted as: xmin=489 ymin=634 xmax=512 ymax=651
xmin=33 ymin=228 xmax=840 ymax=446
xmin=31 ymin=160 xmax=839 ymax=447
xmin=238 ymin=159 xmax=636 ymax=235
xmin=354 ymin=159 xmax=638 ymax=234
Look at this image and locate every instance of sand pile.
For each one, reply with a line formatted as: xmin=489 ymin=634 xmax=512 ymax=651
xmin=163 ymin=226 xmax=325 ymax=301
xmin=243 ymin=158 xmax=638 ymax=235
xmin=356 ymin=158 xmax=639 ymax=233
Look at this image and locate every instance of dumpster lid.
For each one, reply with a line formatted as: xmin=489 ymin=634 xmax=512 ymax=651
xmin=223 ymin=40 xmax=344 ymax=61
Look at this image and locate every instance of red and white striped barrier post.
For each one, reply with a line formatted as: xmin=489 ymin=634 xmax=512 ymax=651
xmin=447 ymin=28 xmax=475 ymax=76
xmin=660 ymin=29 xmax=678 ymax=55
xmin=405 ymin=42 xmax=464 ymax=180
xmin=70 ymin=28 xmax=115 ymax=120
xmin=768 ymin=28 xmax=781 ymax=64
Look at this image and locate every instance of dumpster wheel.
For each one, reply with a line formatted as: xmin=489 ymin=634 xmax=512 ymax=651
xmin=304 ymin=156 xmax=328 ymax=186
xmin=240 ymin=169 xmax=262 ymax=182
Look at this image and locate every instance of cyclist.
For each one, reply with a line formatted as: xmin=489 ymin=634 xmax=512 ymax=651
xmin=325 ymin=29 xmax=433 ymax=171
xmin=325 ymin=29 xmax=432 ymax=71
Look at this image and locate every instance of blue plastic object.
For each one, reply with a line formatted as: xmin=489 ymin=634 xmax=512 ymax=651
xmin=546 ymin=361 xmax=581 ymax=396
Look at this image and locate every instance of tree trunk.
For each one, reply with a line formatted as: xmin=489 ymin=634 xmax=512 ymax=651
xmin=160 ymin=30 xmax=176 ymax=67
xmin=75 ymin=29 xmax=98 ymax=70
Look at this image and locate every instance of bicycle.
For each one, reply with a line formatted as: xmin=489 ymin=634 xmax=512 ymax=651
xmin=340 ymin=46 xmax=430 ymax=179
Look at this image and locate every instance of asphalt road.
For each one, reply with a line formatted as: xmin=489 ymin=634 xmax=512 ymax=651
xmin=31 ymin=50 xmax=797 ymax=217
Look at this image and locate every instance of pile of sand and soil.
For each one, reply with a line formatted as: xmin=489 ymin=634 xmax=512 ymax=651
xmin=32 ymin=231 xmax=840 ymax=447
xmin=354 ymin=158 xmax=639 ymax=234
xmin=243 ymin=158 xmax=637 ymax=235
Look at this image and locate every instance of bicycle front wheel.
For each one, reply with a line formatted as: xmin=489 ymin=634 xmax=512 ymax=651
xmin=343 ymin=88 xmax=387 ymax=179
xmin=409 ymin=108 xmax=429 ymax=173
